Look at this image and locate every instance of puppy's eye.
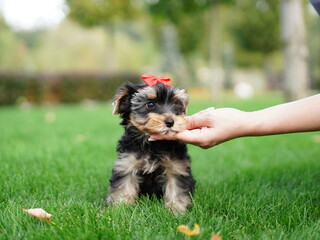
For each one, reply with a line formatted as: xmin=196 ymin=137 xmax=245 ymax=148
xmin=146 ymin=101 xmax=155 ymax=109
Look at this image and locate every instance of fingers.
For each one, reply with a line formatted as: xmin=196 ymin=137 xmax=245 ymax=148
xmin=186 ymin=108 xmax=215 ymax=130
xmin=148 ymin=130 xmax=189 ymax=141
xmin=149 ymin=128 xmax=217 ymax=149
xmin=148 ymin=134 xmax=178 ymax=141
xmin=175 ymin=129 xmax=204 ymax=144
xmin=149 ymin=128 xmax=203 ymax=144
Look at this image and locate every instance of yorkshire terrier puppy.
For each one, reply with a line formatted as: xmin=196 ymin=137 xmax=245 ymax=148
xmin=106 ymin=74 xmax=196 ymax=213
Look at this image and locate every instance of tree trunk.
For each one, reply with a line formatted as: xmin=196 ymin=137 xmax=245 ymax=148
xmin=263 ymin=54 xmax=278 ymax=90
xmin=280 ymin=0 xmax=309 ymax=101
xmin=160 ymin=23 xmax=188 ymax=87
xmin=104 ymin=23 xmax=118 ymax=72
xmin=209 ymin=5 xmax=224 ymax=101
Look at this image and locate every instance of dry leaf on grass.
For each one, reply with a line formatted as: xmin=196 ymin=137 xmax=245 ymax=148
xmin=211 ymin=233 xmax=222 ymax=240
xmin=23 ymin=208 xmax=54 ymax=224
xmin=177 ymin=224 xmax=201 ymax=236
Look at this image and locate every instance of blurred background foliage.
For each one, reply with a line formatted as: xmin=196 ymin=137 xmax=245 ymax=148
xmin=0 ymin=0 xmax=319 ymax=105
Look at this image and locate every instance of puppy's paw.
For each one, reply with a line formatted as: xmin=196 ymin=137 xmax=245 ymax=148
xmin=165 ymin=197 xmax=191 ymax=215
xmin=106 ymin=194 xmax=136 ymax=206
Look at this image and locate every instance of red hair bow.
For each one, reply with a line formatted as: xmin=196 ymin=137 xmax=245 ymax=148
xmin=141 ymin=74 xmax=171 ymax=87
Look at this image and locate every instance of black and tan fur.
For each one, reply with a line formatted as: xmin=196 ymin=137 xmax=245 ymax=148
xmin=106 ymin=82 xmax=195 ymax=213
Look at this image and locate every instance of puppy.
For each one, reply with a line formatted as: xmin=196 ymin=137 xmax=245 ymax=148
xmin=106 ymin=75 xmax=195 ymax=213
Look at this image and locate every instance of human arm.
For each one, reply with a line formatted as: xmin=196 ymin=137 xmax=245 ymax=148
xmin=244 ymin=93 xmax=320 ymax=135
xmin=149 ymin=94 xmax=320 ymax=148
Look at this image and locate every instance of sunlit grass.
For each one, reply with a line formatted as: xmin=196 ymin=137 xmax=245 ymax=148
xmin=1 ymin=97 xmax=320 ymax=239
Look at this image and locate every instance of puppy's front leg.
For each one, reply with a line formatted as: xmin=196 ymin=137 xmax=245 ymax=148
xmin=106 ymin=172 xmax=140 ymax=205
xmin=106 ymin=154 xmax=141 ymax=205
xmin=164 ymin=174 xmax=192 ymax=214
xmin=163 ymin=159 xmax=195 ymax=213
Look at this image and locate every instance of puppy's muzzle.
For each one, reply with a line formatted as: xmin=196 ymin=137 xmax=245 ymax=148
xmin=165 ymin=118 xmax=174 ymax=128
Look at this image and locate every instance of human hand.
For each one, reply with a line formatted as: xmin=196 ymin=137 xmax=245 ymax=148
xmin=149 ymin=107 xmax=250 ymax=149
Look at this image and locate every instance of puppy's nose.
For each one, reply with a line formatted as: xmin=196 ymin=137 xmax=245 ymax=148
xmin=165 ymin=118 xmax=174 ymax=128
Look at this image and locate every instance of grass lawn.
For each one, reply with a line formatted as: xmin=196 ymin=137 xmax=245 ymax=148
xmin=1 ymin=95 xmax=320 ymax=240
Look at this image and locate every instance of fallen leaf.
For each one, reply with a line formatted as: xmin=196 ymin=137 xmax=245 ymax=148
xmin=177 ymin=224 xmax=200 ymax=236
xmin=23 ymin=208 xmax=54 ymax=224
xmin=211 ymin=233 xmax=222 ymax=240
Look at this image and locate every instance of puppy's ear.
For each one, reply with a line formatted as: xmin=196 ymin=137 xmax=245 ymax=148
xmin=174 ymin=88 xmax=189 ymax=113
xmin=113 ymin=82 xmax=137 ymax=116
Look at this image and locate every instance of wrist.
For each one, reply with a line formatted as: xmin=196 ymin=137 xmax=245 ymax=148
xmin=240 ymin=111 xmax=264 ymax=137
xmin=223 ymin=110 xmax=258 ymax=139
xmin=244 ymin=110 xmax=278 ymax=136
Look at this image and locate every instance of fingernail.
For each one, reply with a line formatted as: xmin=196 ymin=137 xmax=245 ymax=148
xmin=148 ymin=137 xmax=156 ymax=141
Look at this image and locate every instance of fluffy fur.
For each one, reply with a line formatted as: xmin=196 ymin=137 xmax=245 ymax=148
xmin=106 ymin=82 xmax=196 ymax=213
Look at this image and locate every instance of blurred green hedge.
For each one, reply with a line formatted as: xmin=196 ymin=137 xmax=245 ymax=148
xmin=0 ymin=72 xmax=140 ymax=105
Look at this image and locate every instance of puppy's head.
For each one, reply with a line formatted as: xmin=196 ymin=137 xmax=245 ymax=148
xmin=113 ymin=82 xmax=188 ymax=136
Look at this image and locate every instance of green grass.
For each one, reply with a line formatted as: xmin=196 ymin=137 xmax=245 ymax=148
xmin=1 ymin=96 xmax=320 ymax=240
